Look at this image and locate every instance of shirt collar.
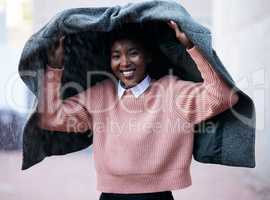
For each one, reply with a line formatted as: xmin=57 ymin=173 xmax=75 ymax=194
xmin=117 ymin=74 xmax=151 ymax=99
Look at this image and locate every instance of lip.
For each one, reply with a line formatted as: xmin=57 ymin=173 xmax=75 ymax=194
xmin=120 ymin=69 xmax=136 ymax=80
xmin=119 ymin=68 xmax=136 ymax=72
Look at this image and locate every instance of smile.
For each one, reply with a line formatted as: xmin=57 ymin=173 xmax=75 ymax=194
xmin=120 ymin=69 xmax=136 ymax=78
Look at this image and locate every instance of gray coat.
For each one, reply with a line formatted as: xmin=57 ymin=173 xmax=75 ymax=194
xmin=18 ymin=0 xmax=256 ymax=170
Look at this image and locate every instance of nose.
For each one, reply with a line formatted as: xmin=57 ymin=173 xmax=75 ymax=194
xmin=120 ymin=55 xmax=129 ymax=67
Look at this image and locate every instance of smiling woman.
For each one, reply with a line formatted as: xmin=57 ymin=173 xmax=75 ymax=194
xmin=36 ymin=18 xmax=240 ymax=200
xmin=110 ymin=39 xmax=149 ymax=89
xmin=109 ymin=25 xmax=153 ymax=89
xmin=17 ymin=1 xmax=257 ymax=200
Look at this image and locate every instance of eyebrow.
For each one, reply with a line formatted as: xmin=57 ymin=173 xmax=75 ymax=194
xmin=111 ymin=47 xmax=139 ymax=53
xmin=128 ymin=47 xmax=139 ymax=51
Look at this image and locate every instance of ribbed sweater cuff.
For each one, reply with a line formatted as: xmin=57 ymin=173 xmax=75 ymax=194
xmin=45 ymin=66 xmax=64 ymax=82
xmin=186 ymin=46 xmax=206 ymax=63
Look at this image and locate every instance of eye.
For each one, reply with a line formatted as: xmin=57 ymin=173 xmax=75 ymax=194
xmin=111 ymin=54 xmax=120 ymax=60
xmin=129 ymin=50 xmax=139 ymax=56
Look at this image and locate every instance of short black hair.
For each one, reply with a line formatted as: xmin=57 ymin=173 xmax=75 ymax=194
xmin=109 ymin=23 xmax=153 ymax=53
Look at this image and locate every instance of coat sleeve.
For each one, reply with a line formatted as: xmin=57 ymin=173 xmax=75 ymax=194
xmin=37 ymin=66 xmax=93 ymax=133
xmin=172 ymin=46 xmax=239 ymax=125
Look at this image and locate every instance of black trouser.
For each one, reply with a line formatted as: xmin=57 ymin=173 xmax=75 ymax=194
xmin=99 ymin=191 xmax=174 ymax=200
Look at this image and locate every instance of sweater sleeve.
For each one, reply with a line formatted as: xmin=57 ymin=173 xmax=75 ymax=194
xmin=173 ymin=46 xmax=239 ymax=125
xmin=37 ymin=66 xmax=93 ymax=133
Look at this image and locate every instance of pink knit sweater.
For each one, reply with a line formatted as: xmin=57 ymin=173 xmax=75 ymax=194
xmin=38 ymin=46 xmax=239 ymax=193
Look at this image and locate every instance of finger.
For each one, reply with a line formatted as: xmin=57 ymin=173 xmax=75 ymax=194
xmin=59 ymin=36 xmax=65 ymax=48
xmin=48 ymin=39 xmax=60 ymax=57
xmin=168 ymin=20 xmax=183 ymax=35
xmin=171 ymin=22 xmax=182 ymax=38
xmin=47 ymin=43 xmax=56 ymax=56
xmin=167 ymin=20 xmax=176 ymax=29
xmin=167 ymin=21 xmax=173 ymax=28
xmin=55 ymin=36 xmax=65 ymax=53
xmin=50 ymin=38 xmax=63 ymax=57
xmin=170 ymin=20 xmax=184 ymax=32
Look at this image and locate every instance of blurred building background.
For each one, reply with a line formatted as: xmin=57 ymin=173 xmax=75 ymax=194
xmin=0 ymin=0 xmax=269 ymax=200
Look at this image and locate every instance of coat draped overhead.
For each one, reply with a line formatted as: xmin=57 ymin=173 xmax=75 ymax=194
xmin=18 ymin=0 xmax=256 ymax=170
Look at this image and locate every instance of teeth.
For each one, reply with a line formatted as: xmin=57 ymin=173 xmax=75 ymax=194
xmin=122 ymin=71 xmax=134 ymax=77
xmin=121 ymin=69 xmax=135 ymax=72
xmin=121 ymin=69 xmax=135 ymax=77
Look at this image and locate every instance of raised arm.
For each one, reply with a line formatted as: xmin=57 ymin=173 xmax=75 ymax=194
xmin=167 ymin=20 xmax=239 ymax=125
xmin=37 ymin=36 xmax=92 ymax=133
xmin=37 ymin=66 xmax=92 ymax=133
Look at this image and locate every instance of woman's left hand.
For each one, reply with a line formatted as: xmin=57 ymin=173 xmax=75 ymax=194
xmin=167 ymin=20 xmax=194 ymax=49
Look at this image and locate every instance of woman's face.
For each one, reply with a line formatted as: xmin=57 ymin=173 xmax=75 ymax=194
xmin=110 ymin=39 xmax=150 ymax=89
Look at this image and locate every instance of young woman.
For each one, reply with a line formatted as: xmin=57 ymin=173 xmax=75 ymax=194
xmin=38 ymin=20 xmax=239 ymax=200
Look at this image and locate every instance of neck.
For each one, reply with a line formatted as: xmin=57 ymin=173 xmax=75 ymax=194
xmin=120 ymin=74 xmax=148 ymax=89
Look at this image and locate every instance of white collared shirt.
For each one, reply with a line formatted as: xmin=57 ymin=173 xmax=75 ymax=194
xmin=117 ymin=74 xmax=151 ymax=99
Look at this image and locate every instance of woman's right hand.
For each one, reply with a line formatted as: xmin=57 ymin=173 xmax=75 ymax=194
xmin=47 ymin=36 xmax=65 ymax=68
